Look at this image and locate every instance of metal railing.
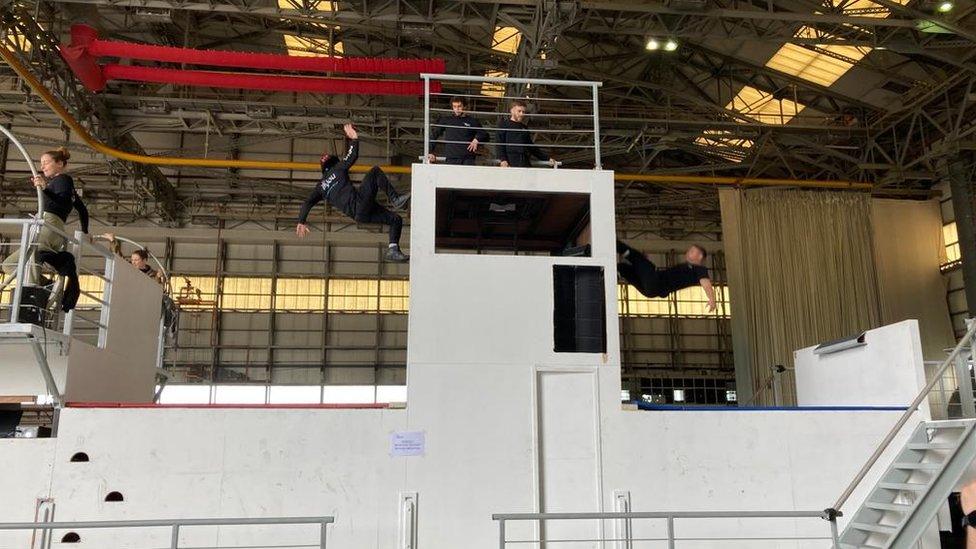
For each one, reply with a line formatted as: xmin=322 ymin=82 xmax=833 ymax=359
xmin=493 ymin=510 xmax=840 ymax=548
xmin=829 ymin=318 xmax=976 ymax=515
xmin=420 ymin=74 xmax=603 ymax=169
xmin=0 ymin=515 xmax=335 ymax=549
xmin=1 ymin=218 xmax=117 ymax=348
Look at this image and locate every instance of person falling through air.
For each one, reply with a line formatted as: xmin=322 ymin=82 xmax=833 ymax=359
xmin=616 ymin=240 xmax=717 ymax=313
xmin=296 ymin=123 xmax=411 ymax=262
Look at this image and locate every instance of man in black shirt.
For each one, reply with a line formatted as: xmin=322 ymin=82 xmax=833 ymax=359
xmin=296 ymin=124 xmax=411 ymax=262
xmin=496 ymin=99 xmax=556 ymax=168
xmin=427 ymin=97 xmax=489 ymax=165
xmin=617 ymin=240 xmax=716 ymax=312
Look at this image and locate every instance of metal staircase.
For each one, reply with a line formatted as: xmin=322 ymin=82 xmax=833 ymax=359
xmin=839 ymin=419 xmax=976 ymax=549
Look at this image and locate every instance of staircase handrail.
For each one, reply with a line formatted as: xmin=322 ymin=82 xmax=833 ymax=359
xmin=829 ymin=318 xmax=976 ymax=514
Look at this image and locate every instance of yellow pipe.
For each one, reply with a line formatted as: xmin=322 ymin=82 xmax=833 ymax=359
xmin=1 ymin=45 xmax=870 ymax=190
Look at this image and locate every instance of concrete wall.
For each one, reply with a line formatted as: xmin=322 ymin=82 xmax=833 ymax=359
xmin=794 ymin=320 xmax=929 ymax=408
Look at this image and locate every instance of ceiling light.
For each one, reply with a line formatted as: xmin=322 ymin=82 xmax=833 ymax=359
xmin=937 ymin=0 xmax=953 ymax=11
xmin=645 ymin=38 xmax=660 ymax=51
xmin=664 ymin=39 xmax=679 ymax=51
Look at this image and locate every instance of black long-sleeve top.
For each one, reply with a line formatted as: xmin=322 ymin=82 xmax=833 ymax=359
xmin=430 ymin=114 xmax=489 ymax=161
xmin=297 ymin=139 xmax=359 ymax=223
xmin=495 ymin=118 xmax=549 ymax=168
xmin=42 ymin=173 xmax=89 ymax=233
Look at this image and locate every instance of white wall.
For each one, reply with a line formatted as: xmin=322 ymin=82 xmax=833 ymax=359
xmin=794 ymin=320 xmax=928 ymax=409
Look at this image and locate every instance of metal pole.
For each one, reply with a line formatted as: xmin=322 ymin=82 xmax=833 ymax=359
xmin=591 ymin=84 xmax=601 ymax=170
xmin=320 ymin=520 xmax=328 ymax=549
xmin=948 ymin=156 xmax=976 ymax=316
xmin=829 ymin=516 xmax=840 ymax=549
xmin=170 ymin=523 xmax=180 ymax=549
xmin=423 ymin=76 xmax=431 ymax=163
xmin=666 ymin=515 xmax=675 ymax=549
xmin=498 ymin=519 xmax=505 ymax=549
xmin=0 ymin=125 xmax=42 ymax=217
xmin=9 ymin=222 xmax=33 ymax=323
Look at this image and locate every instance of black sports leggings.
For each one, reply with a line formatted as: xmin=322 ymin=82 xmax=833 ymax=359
xmin=353 ymin=166 xmax=403 ymax=245
xmin=617 ymin=240 xmax=662 ymax=298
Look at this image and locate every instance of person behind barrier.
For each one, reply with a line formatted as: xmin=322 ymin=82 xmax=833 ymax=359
xmin=616 ymin=240 xmax=716 ymax=313
xmin=99 ymin=234 xmax=166 ymax=285
xmin=496 ymin=99 xmax=556 ymax=168
xmin=1 ymin=147 xmax=87 ymax=311
xmin=427 ymin=96 xmax=489 ymax=165
xmin=296 ymin=123 xmax=411 ymax=262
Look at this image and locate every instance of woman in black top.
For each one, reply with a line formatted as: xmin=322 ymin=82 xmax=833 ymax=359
xmin=1 ymin=147 xmax=87 ymax=310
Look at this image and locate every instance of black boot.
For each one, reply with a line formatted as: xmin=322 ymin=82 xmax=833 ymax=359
xmin=62 ymin=275 xmax=80 ymax=312
xmin=385 ymin=245 xmax=409 ymax=263
xmin=390 ymin=192 xmax=411 ymax=211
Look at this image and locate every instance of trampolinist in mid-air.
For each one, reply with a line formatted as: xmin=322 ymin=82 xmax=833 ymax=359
xmin=296 ymin=123 xmax=411 ymax=262
xmin=616 ymin=240 xmax=717 ymax=312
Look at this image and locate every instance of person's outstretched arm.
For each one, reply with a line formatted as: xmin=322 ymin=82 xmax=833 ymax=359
xmin=296 ymin=189 xmax=323 ymax=238
xmin=336 ymin=123 xmax=360 ymax=170
xmin=700 ymin=277 xmax=717 ymax=313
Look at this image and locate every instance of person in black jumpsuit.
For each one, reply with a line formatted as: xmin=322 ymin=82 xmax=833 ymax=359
xmin=496 ymin=99 xmax=556 ymax=168
xmin=1 ymin=147 xmax=87 ymax=311
xmin=296 ymin=124 xmax=410 ymax=262
xmin=427 ymin=96 xmax=489 ymax=165
xmin=616 ymin=240 xmax=717 ymax=312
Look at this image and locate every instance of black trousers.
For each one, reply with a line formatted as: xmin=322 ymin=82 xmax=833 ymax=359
xmin=35 ymin=250 xmax=80 ymax=311
xmin=351 ymin=166 xmax=403 ymax=245
xmin=617 ymin=240 xmax=663 ymax=298
xmin=445 ymin=156 xmax=476 ymax=166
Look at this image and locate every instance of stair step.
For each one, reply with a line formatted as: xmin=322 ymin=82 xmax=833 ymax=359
xmin=865 ymin=501 xmax=913 ymax=512
xmin=906 ymin=442 xmax=957 ymax=451
xmin=850 ymin=521 xmax=897 ymax=535
xmin=893 ymin=462 xmax=943 ymax=470
xmin=878 ymin=481 xmax=928 ymax=492
xmin=840 ymin=544 xmax=884 ymax=549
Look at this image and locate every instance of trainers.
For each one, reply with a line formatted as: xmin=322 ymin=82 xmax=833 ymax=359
xmin=391 ymin=193 xmax=411 ymax=211
xmin=385 ymin=246 xmax=409 ymax=263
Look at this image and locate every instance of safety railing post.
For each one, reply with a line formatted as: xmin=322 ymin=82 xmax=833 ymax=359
xmin=666 ymin=515 xmax=675 ymax=549
xmin=423 ymin=75 xmax=431 ymax=164
xmin=98 ymin=247 xmax=114 ymax=348
xmin=320 ymin=520 xmax=328 ymax=549
xmin=498 ymin=518 xmax=505 ymax=549
xmin=829 ymin=515 xmax=840 ymax=549
xmin=591 ymin=83 xmax=601 ymax=170
xmin=170 ymin=523 xmax=180 ymax=549
xmin=9 ymin=221 xmax=34 ymax=324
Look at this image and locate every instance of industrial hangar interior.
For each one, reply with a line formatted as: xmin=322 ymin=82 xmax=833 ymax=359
xmin=1 ymin=0 xmax=976 ymax=547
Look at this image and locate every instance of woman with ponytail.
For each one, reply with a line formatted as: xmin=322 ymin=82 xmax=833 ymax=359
xmin=1 ymin=147 xmax=88 ymax=311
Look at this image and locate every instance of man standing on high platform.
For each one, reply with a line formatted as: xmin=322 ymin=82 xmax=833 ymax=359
xmin=496 ymin=99 xmax=557 ymax=168
xmin=427 ymin=96 xmax=489 ymax=166
xmin=616 ymin=240 xmax=717 ymax=312
xmin=296 ymin=123 xmax=411 ymax=262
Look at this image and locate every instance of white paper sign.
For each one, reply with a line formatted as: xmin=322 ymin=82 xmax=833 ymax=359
xmin=390 ymin=431 xmax=425 ymax=457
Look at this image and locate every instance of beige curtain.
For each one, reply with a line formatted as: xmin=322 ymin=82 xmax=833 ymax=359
xmin=720 ymin=189 xmax=883 ymax=405
xmin=871 ymin=198 xmax=955 ymax=359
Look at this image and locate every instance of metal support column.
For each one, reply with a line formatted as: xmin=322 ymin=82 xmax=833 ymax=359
xmin=949 ymin=156 xmax=976 ymax=316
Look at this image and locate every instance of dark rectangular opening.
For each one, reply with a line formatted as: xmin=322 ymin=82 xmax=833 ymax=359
xmin=435 ymin=188 xmax=590 ymax=255
xmin=553 ymin=265 xmax=607 ymax=353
